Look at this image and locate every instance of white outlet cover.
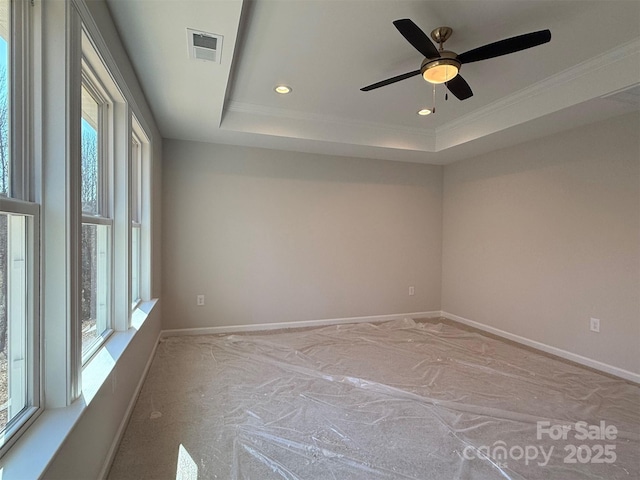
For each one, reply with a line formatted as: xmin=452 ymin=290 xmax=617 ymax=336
xmin=590 ymin=317 xmax=600 ymax=333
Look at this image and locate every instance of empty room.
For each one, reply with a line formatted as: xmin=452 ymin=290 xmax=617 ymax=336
xmin=0 ymin=0 xmax=638 ymax=479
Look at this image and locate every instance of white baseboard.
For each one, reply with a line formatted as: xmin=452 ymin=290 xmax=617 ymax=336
xmin=441 ymin=311 xmax=640 ymax=384
xmin=160 ymin=311 xmax=442 ymax=338
xmin=98 ymin=329 xmax=162 ymax=480
xmin=161 ymin=309 xmax=639 ymax=383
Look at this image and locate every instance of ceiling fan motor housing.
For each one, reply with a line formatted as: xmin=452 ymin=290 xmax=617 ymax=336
xmin=430 ymin=26 xmax=453 ymax=45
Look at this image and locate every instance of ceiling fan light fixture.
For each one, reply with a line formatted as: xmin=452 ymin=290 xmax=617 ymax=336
xmin=421 ymin=57 xmax=460 ymax=84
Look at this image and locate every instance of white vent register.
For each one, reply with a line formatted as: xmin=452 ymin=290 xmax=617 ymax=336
xmin=187 ymin=28 xmax=223 ymax=63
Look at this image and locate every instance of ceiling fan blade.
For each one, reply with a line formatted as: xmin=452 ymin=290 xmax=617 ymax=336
xmin=457 ymin=29 xmax=551 ymax=64
xmin=361 ymin=70 xmax=421 ymax=91
xmin=446 ymin=74 xmax=473 ymax=100
xmin=393 ymin=19 xmax=439 ymax=59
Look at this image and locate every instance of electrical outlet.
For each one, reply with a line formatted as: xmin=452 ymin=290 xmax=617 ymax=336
xmin=196 ymin=294 xmax=205 ymax=306
xmin=590 ymin=317 xmax=600 ymax=333
xmin=409 ymin=286 xmax=415 ymax=296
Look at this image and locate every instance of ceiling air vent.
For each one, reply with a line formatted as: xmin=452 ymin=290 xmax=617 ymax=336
xmin=187 ymin=28 xmax=223 ymax=64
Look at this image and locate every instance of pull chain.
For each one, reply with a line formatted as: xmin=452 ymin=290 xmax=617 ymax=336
xmin=445 ymin=64 xmax=449 ymax=101
xmin=432 ymin=83 xmax=436 ymax=114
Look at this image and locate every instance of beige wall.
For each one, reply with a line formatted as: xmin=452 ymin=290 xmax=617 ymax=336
xmin=162 ymin=140 xmax=443 ymax=330
xmin=442 ymin=112 xmax=640 ymax=374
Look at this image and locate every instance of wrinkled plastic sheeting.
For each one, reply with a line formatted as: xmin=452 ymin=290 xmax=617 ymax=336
xmin=111 ymin=319 xmax=640 ymax=479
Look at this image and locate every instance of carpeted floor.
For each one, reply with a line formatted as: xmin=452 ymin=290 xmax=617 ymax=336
xmin=108 ymin=318 xmax=639 ymax=479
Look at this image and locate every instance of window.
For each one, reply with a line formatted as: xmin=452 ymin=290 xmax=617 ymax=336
xmin=130 ymin=132 xmax=141 ymax=307
xmin=130 ymin=114 xmax=149 ymax=314
xmin=80 ymin=69 xmax=112 ymax=361
xmin=0 ymin=0 xmax=10 ymax=197
xmin=0 ymin=0 xmax=39 ymax=454
xmin=0 ymin=211 xmax=36 ymax=435
xmin=0 ymin=0 xmax=158 ymax=466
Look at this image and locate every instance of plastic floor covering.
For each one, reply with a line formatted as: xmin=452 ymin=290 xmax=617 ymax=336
xmin=108 ymin=318 xmax=640 ymax=479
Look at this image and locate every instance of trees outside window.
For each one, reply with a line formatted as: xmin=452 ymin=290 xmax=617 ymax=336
xmin=80 ymin=80 xmax=111 ymax=360
xmin=0 ymin=58 xmax=10 ymax=404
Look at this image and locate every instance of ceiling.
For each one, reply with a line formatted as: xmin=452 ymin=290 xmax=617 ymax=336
xmin=105 ymin=0 xmax=640 ymax=165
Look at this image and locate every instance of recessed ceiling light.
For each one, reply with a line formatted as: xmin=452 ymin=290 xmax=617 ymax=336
xmin=274 ymin=85 xmax=292 ymax=94
xmin=417 ymin=108 xmax=432 ymax=116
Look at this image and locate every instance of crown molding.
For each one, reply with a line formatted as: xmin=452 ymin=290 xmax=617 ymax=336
xmin=225 ymin=101 xmax=436 ymax=141
xmin=436 ymin=37 xmax=640 ymax=150
xmin=223 ymin=37 xmax=639 ymax=156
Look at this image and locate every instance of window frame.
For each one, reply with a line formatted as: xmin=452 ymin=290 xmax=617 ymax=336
xmin=130 ymin=114 xmax=151 ymax=312
xmin=79 ymin=45 xmax=115 ymax=365
xmin=5 ymin=0 xmax=30 ymax=202
xmin=80 ymin=72 xmax=107 ymax=216
xmin=0 ymin=200 xmax=39 ymax=451
xmin=130 ymin=125 xmax=143 ymax=310
xmin=0 ymin=0 xmax=41 ymax=457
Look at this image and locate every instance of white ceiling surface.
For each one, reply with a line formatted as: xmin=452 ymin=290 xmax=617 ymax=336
xmin=106 ymin=0 xmax=640 ymax=165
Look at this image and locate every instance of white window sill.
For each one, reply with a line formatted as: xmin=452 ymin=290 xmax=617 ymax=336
xmin=0 ymin=299 xmax=158 ymax=479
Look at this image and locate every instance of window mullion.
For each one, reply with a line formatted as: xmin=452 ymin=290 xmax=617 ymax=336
xmin=110 ymin=103 xmax=129 ymax=330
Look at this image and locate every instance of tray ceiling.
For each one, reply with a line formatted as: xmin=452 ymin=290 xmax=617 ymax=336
xmin=106 ymin=0 xmax=640 ymax=164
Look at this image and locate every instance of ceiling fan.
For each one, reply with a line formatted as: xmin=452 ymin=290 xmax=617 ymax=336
xmin=361 ymin=19 xmax=551 ymax=101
